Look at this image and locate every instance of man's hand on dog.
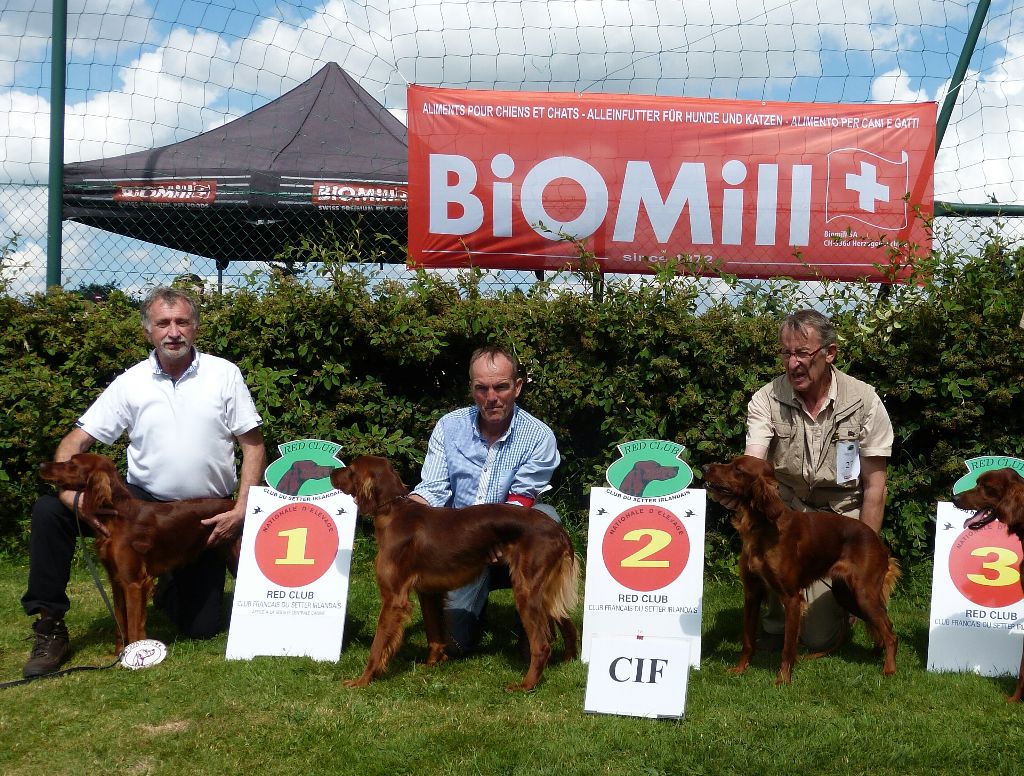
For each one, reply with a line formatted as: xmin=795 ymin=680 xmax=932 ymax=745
xmin=203 ymin=507 xmax=243 ymax=546
xmin=60 ymin=489 xmax=111 ymax=537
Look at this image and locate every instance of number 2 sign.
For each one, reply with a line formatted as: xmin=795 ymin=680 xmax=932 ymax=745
xmin=601 ymin=505 xmax=690 ymax=591
xmin=582 ymin=487 xmax=706 ymax=666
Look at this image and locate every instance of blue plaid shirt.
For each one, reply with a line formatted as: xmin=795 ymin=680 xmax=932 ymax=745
xmin=412 ymin=405 xmax=560 ymax=508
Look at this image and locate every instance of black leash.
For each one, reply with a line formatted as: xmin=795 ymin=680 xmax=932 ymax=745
xmin=0 ymin=493 xmax=125 ymax=689
xmin=72 ymin=491 xmax=126 ymax=648
xmin=0 ymin=654 xmax=124 ymax=689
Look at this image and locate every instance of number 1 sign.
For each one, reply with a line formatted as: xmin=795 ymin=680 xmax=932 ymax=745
xmin=226 ymin=485 xmax=357 ymax=661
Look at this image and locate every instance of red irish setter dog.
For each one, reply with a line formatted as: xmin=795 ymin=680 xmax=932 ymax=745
xmin=703 ymin=455 xmax=899 ymax=685
xmin=330 ymin=455 xmax=579 ymax=691
xmin=39 ymin=452 xmax=239 ymax=653
xmin=954 ymin=467 xmax=1024 ymax=702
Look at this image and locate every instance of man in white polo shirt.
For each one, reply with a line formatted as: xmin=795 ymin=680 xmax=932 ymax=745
xmin=21 ymin=287 xmax=266 ymax=678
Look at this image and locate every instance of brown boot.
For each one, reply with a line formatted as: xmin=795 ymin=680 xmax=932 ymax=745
xmin=23 ymin=613 xmax=70 ymax=678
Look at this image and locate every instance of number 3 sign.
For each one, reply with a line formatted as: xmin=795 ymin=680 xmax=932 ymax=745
xmin=582 ymin=487 xmax=706 ymax=667
xmin=927 ymin=501 xmax=1024 ymax=677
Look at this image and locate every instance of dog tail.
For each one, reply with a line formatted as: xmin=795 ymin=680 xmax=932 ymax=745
xmin=882 ymin=556 xmax=901 ymax=602
xmin=544 ymin=551 xmax=581 ymax=621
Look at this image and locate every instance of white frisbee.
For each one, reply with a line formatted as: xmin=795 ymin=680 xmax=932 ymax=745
xmin=120 ymin=639 xmax=168 ymax=669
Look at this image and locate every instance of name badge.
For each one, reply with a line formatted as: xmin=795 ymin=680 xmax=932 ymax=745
xmin=836 ymin=441 xmax=860 ymax=484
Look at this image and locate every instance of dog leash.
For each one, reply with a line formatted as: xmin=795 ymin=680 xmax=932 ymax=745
xmin=0 ymin=654 xmax=124 ymax=690
xmin=0 ymin=494 xmax=126 ymax=689
xmin=71 ymin=491 xmax=127 ymax=649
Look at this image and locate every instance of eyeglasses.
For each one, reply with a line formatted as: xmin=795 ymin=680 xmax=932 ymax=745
xmin=778 ymin=346 xmax=824 ymax=363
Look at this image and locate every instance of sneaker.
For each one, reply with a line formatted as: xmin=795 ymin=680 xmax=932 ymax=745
xmin=23 ymin=614 xmax=71 ymax=678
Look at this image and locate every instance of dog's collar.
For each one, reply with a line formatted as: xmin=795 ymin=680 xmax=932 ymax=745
xmin=375 ymin=494 xmax=409 ymax=512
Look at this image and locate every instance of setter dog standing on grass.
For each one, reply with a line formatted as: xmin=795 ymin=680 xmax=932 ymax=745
xmin=702 ymin=455 xmax=899 ymax=685
xmin=39 ymin=452 xmax=239 ymax=653
xmin=953 ymin=467 xmax=1024 ymax=702
xmin=331 ymin=455 xmax=579 ymax=691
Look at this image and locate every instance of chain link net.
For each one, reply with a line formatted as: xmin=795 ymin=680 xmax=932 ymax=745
xmin=2 ymin=1 xmax=1023 ymax=303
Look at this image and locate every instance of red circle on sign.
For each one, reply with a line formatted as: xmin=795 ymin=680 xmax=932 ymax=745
xmin=948 ymin=521 xmax=1024 ymax=609
xmin=254 ymin=503 xmax=339 ymax=587
xmin=601 ymin=505 xmax=689 ymax=591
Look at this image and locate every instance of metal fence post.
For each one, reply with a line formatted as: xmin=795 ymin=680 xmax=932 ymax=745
xmin=46 ymin=0 xmax=67 ymax=291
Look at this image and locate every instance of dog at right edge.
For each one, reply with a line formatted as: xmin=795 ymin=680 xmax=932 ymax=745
xmin=702 ymin=455 xmax=899 ymax=685
xmin=953 ymin=467 xmax=1024 ymax=702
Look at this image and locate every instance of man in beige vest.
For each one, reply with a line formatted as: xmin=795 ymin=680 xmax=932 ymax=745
xmin=744 ymin=309 xmax=893 ymax=651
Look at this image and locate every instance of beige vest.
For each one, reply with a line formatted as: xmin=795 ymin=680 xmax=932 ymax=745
xmin=766 ymin=368 xmax=877 ymax=516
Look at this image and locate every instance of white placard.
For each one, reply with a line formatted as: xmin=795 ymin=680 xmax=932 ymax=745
xmin=927 ymin=501 xmax=1024 ymax=676
xmin=584 ymin=635 xmax=692 ymax=719
xmin=226 ymin=486 xmax=357 ymax=661
xmin=581 ymin=487 xmax=705 ymax=667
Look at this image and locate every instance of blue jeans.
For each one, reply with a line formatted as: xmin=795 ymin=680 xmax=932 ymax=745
xmin=444 ymin=503 xmax=560 ymax=656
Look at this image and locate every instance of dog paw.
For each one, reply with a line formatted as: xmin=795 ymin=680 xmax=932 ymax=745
xmin=505 ymin=682 xmax=537 ymax=692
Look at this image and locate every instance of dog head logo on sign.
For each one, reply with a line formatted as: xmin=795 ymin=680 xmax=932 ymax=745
xmin=264 ymin=439 xmax=345 ymax=497
xmin=606 ymin=440 xmax=693 ymax=499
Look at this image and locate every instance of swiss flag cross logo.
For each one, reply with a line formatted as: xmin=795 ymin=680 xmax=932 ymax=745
xmin=825 ymin=148 xmax=910 ymax=231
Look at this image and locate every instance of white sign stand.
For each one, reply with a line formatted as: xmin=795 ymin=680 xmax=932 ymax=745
xmin=226 ymin=486 xmax=357 ymax=661
xmin=581 ymin=487 xmax=706 ymax=667
xmin=584 ymin=635 xmax=692 ymax=719
xmin=927 ymin=501 xmax=1024 ymax=676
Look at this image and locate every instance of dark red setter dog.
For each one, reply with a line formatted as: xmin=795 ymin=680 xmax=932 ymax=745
xmin=276 ymin=460 xmax=337 ymax=496
xmin=703 ymin=455 xmax=899 ymax=685
xmin=954 ymin=467 xmax=1024 ymax=702
xmin=330 ymin=455 xmax=579 ymax=691
xmin=39 ymin=453 xmax=239 ymax=652
xmin=618 ymin=459 xmax=678 ymax=497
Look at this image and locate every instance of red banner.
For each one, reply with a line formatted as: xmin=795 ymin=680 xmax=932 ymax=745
xmin=407 ymin=86 xmax=935 ymax=281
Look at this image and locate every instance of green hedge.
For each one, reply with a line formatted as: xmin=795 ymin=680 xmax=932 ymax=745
xmin=2 ymin=239 xmax=1023 ymax=572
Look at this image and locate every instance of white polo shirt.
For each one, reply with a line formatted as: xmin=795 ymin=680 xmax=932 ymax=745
xmin=77 ymin=350 xmax=262 ymax=501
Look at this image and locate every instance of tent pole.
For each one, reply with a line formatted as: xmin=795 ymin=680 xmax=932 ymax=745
xmin=46 ymin=0 xmax=67 ymax=291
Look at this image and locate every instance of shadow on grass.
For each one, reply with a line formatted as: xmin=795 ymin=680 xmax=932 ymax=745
xmin=703 ymin=598 xmax=925 ymax=677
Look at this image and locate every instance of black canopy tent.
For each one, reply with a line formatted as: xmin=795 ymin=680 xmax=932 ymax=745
xmin=63 ymin=63 xmax=409 ymax=270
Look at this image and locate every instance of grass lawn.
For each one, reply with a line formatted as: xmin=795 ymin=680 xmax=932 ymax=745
xmin=0 ymin=544 xmax=1019 ymax=776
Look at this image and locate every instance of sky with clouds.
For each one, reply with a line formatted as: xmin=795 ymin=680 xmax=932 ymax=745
xmin=1 ymin=0 xmax=1022 ymax=292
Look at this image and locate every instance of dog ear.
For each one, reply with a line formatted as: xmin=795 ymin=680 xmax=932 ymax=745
xmin=329 ymin=467 xmax=349 ymax=492
xmin=751 ymin=474 xmax=786 ymax=522
xmin=358 ymin=474 xmax=379 ymax=514
xmin=87 ymin=470 xmax=115 ymax=511
xmin=999 ymin=473 xmax=1024 ymax=532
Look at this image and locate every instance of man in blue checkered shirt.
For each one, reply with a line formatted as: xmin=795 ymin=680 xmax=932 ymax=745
xmin=410 ymin=345 xmax=561 ymax=656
